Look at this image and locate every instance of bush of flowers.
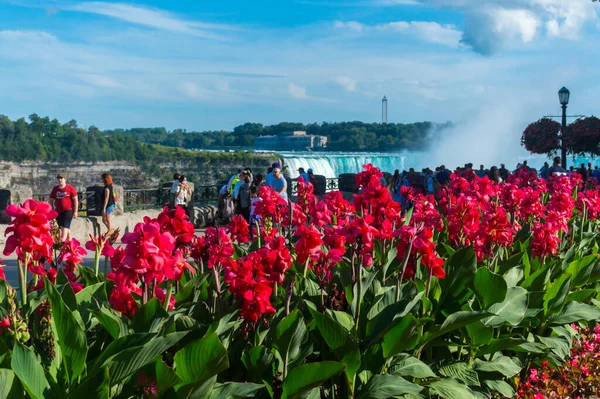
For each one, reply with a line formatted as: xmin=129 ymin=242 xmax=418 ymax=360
xmin=521 ymin=118 xmax=561 ymax=155
xmin=565 ymin=116 xmax=600 ymax=156
xmin=1 ymin=165 xmax=600 ymax=398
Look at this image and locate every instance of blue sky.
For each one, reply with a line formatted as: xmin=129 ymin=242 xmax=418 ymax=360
xmin=0 ymin=0 xmax=599 ymax=131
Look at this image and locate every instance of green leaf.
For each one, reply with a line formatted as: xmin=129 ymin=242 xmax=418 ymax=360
xmin=366 ymin=292 xmax=423 ymax=339
xmin=131 ymin=297 xmax=169 ymax=333
xmin=473 ymin=356 xmax=521 ymax=377
xmin=357 ymin=374 xmax=423 ymax=399
xmin=389 ymin=354 xmax=436 ymax=379
xmin=473 ymin=268 xmax=507 ymax=309
xmin=91 ymin=306 xmax=129 ymax=339
xmin=274 ymin=310 xmax=308 ymax=370
xmin=46 ymin=278 xmax=88 ymax=384
xmin=422 ymin=311 xmax=490 ymax=346
xmin=440 ymin=248 xmax=477 ymax=299
xmin=351 ymin=270 xmax=379 ymax=318
xmin=483 ymin=380 xmax=514 ymax=398
xmin=109 ymin=331 xmax=187 ymax=383
xmin=503 ymin=266 xmax=524 ymax=288
xmin=538 ymin=336 xmax=571 ymax=361
xmin=242 ymin=346 xmax=274 ymax=383
xmin=565 ymin=289 xmax=596 ymax=304
xmin=428 ymin=378 xmax=477 ymax=399
xmin=174 ymin=333 xmax=229 ymax=385
xmin=439 ymin=363 xmax=480 ymax=386
xmin=382 ymin=247 xmax=398 ymax=282
xmin=209 ymin=382 xmax=265 ymax=399
xmin=282 ymin=362 xmax=345 ymax=399
xmin=382 ymin=315 xmax=419 ymax=358
xmin=156 ymin=359 xmax=180 ymax=391
xmin=75 ymin=282 xmax=106 ymax=327
xmin=67 ymin=367 xmax=110 ymax=399
xmin=89 ymin=333 xmax=155 ymax=375
xmin=11 ymin=344 xmax=53 ymax=399
xmin=465 ymin=321 xmax=493 ymax=347
xmin=543 ymin=275 xmax=571 ymax=316
xmin=308 ymin=307 xmax=361 ymax=384
xmin=0 ymin=368 xmax=23 ymax=399
xmin=477 ymin=338 xmax=527 ymax=356
xmin=549 ymin=301 xmax=600 ymax=325
xmin=483 ymin=286 xmax=529 ymax=327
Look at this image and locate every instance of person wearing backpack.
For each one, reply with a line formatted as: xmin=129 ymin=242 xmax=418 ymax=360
xmin=235 ymin=173 xmax=252 ymax=223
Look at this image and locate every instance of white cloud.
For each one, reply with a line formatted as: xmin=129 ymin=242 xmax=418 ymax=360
xmin=335 ymin=76 xmax=357 ymax=92
xmin=78 ymin=73 xmax=126 ymax=89
xmin=288 ymin=83 xmax=309 ymax=98
xmin=334 ymin=20 xmax=462 ymax=47
xmin=416 ymin=0 xmax=598 ymax=54
xmin=69 ymin=2 xmax=233 ymax=39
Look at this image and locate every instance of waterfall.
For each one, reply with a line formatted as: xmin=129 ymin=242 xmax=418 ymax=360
xmin=280 ymin=152 xmax=409 ymax=179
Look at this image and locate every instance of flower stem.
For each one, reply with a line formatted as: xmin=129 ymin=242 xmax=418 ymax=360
xmin=164 ymin=281 xmax=173 ymax=311
xmin=93 ymin=249 xmax=100 ymax=277
xmin=103 ymin=256 xmax=109 ymax=276
xmin=212 ymin=266 xmax=223 ymax=317
xmin=397 ymin=239 xmax=414 ymax=302
xmin=17 ymin=258 xmax=27 ymax=306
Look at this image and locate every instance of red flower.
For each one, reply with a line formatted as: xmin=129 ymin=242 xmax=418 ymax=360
xmin=295 ymin=225 xmax=323 ymax=264
xmin=226 ymin=215 xmax=250 ymax=244
xmin=0 ymin=259 xmax=5 ymax=281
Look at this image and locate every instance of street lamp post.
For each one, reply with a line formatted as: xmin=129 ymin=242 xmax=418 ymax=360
xmin=559 ymin=87 xmax=570 ymax=169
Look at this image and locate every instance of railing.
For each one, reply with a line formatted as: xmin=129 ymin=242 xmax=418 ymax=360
xmin=123 ymin=188 xmax=170 ymax=212
xmin=33 ymin=192 xmax=87 ymax=214
xmin=290 ymin=178 xmax=339 ymax=196
xmin=192 ymin=185 xmax=221 ymax=204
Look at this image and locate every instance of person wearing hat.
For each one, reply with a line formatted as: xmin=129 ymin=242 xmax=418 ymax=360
xmin=298 ymin=167 xmax=309 ymax=183
xmin=49 ymin=173 xmax=79 ymax=242
xmin=271 ymin=166 xmax=288 ymax=200
xmin=307 ymin=168 xmax=317 ymax=187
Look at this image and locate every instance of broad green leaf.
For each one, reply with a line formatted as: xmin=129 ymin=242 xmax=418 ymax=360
xmin=565 ymin=289 xmax=596 ymax=304
xmin=174 ymin=333 xmax=229 ymax=385
xmin=11 ymin=344 xmax=53 ymax=399
xmin=242 ymin=346 xmax=274 ymax=383
xmin=538 ymin=336 xmax=571 ymax=360
xmin=440 ymin=248 xmax=477 ymax=299
xmin=156 ymin=359 xmax=180 ymax=391
xmin=351 ymin=270 xmax=378 ymax=318
xmin=389 ymin=355 xmax=436 ymax=379
xmin=543 ymin=275 xmax=571 ymax=316
xmin=308 ymin=307 xmax=361 ymax=383
xmin=75 ymin=283 xmax=106 ymax=327
xmin=484 ymin=380 xmax=515 ymax=398
xmin=483 ymin=286 xmax=529 ymax=327
xmin=209 ymin=382 xmax=265 ymax=399
xmin=503 ymin=266 xmax=524 ymax=288
xmin=91 ymin=306 xmax=129 ymax=339
xmin=357 ymin=374 xmax=423 ymax=399
xmin=465 ymin=321 xmax=493 ymax=347
xmin=382 ymin=247 xmax=398 ymax=282
xmin=473 ymin=268 xmax=507 ymax=309
xmin=329 ymin=310 xmax=355 ymax=332
xmin=131 ymin=297 xmax=169 ymax=333
xmin=175 ymin=375 xmax=217 ymax=399
xmin=282 ymin=362 xmax=345 ymax=399
xmin=274 ymin=310 xmax=308 ymax=370
xmin=0 ymin=368 xmax=23 ymax=399
xmin=473 ymin=356 xmax=521 ymax=377
xmin=366 ymin=292 xmax=423 ymax=339
xmin=421 ymin=311 xmax=489 ymax=346
xmin=109 ymin=331 xmax=187 ymax=383
xmin=67 ymin=367 xmax=109 ymax=399
xmin=382 ymin=315 xmax=419 ymax=359
xmin=477 ymin=338 xmax=527 ymax=356
xmin=549 ymin=301 xmax=600 ymax=325
xmin=428 ymin=378 xmax=477 ymax=399
xmin=89 ymin=333 xmax=155 ymax=375
xmin=46 ymin=278 xmax=88 ymax=384
xmin=439 ymin=363 xmax=480 ymax=386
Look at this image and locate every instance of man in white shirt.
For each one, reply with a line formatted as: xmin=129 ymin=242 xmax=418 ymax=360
xmin=169 ymin=173 xmax=180 ymax=208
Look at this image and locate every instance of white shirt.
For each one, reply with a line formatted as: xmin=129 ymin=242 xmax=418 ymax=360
xmin=175 ymin=185 xmax=188 ymax=205
xmin=170 ymin=179 xmax=180 ymax=194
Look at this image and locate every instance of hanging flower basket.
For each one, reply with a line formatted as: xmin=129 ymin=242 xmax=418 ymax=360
xmin=565 ymin=116 xmax=600 ymax=156
xmin=521 ymin=118 xmax=561 ymax=155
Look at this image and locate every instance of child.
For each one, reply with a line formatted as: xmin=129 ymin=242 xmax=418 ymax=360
xmin=249 ymin=186 xmax=262 ymax=240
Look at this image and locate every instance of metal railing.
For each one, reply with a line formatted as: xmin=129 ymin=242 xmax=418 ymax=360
xmin=33 ymin=192 xmax=88 ymax=214
xmin=290 ymin=177 xmax=339 ymax=196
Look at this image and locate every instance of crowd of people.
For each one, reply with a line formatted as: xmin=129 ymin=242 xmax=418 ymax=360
xmin=49 ymin=172 xmax=117 ymax=242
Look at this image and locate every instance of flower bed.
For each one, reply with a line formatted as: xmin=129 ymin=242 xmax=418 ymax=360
xmin=0 ymin=165 xmax=600 ymax=399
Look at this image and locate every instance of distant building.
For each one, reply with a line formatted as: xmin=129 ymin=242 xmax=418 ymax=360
xmin=254 ymin=131 xmax=328 ymax=151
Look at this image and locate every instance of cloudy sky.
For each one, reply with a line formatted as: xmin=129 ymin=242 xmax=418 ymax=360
xmin=0 ymin=0 xmax=599 ymax=131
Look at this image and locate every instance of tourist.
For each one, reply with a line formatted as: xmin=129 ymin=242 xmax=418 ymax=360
xmin=476 ymin=165 xmax=487 ymax=178
xmin=298 ymin=167 xmax=310 ymax=183
xmin=307 ymin=168 xmax=317 ymax=187
xmin=175 ymin=175 xmax=191 ymax=212
xmin=271 ymin=166 xmax=288 ymax=200
xmin=593 ymin=166 xmax=600 ymax=181
xmin=249 ymin=186 xmax=261 ymax=240
xmin=266 ymin=163 xmax=280 ymax=187
xmin=548 ymin=156 xmax=567 ymax=176
xmin=253 ymin=173 xmax=264 ymax=189
xmin=49 ymin=173 xmax=78 ymax=242
xmin=169 ymin=173 xmax=180 ymax=208
xmin=489 ymin=166 xmax=502 ymax=183
xmin=227 ymin=169 xmax=242 ymax=195
xmin=101 ymin=173 xmax=117 ymax=234
xmin=425 ymin=170 xmax=434 ymax=195
xmin=578 ymin=163 xmax=588 ymax=180
xmin=236 ymin=173 xmax=252 ymax=222
xmin=499 ymin=164 xmax=509 ymax=181
xmin=540 ymin=162 xmax=549 ymax=179
xmin=437 ymin=165 xmax=450 ymax=185
xmin=568 ymin=166 xmax=575 ymax=177
xmin=391 ymin=169 xmax=400 ymax=192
